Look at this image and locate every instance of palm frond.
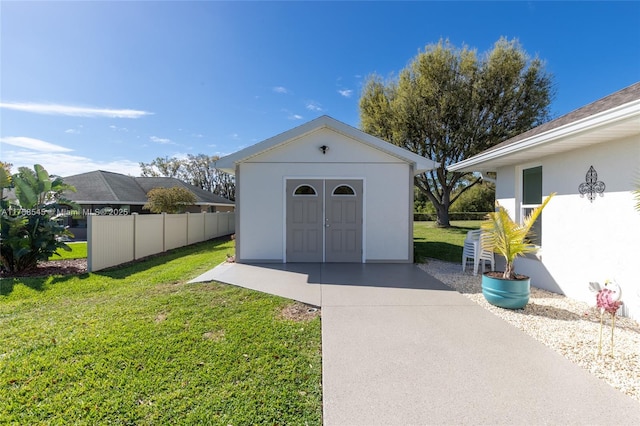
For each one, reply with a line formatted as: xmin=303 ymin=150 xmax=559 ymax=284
xmin=522 ymin=193 xmax=554 ymax=235
xmin=481 ymin=193 xmax=555 ymax=279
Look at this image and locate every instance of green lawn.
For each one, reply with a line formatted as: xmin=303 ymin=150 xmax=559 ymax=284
xmin=1 ymin=221 xmax=477 ymax=424
xmin=51 ymin=241 xmax=87 ymax=260
xmin=0 ymin=237 xmax=322 ymax=425
xmin=413 ymin=220 xmax=482 ymax=263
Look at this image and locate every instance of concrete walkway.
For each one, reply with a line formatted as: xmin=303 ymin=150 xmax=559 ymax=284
xmin=190 ymin=263 xmax=640 ymax=425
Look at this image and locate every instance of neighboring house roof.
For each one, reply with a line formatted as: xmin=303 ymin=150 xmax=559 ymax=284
xmin=449 ymin=82 xmax=640 ymax=172
xmin=62 ymin=170 xmax=234 ymax=206
xmin=215 ymin=115 xmax=439 ymax=174
xmin=135 ymin=177 xmax=233 ymax=205
xmin=65 ymin=170 xmax=147 ymax=204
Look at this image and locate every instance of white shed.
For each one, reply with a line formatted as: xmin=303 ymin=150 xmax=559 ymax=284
xmin=216 ymin=115 xmax=438 ymax=263
xmin=449 ymin=82 xmax=640 ymax=321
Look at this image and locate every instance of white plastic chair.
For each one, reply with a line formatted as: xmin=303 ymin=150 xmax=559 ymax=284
xmin=461 ymin=230 xmax=495 ymax=275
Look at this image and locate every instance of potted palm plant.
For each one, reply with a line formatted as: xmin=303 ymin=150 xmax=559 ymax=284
xmin=480 ymin=193 xmax=555 ymax=309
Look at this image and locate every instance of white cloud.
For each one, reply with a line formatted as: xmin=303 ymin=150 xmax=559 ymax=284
xmin=65 ymin=125 xmax=83 ymax=134
xmin=0 ymin=101 xmax=153 ymax=118
xmin=150 ymin=136 xmax=173 ymax=144
xmin=288 ymin=114 xmax=303 ymax=120
xmin=273 ymin=86 xmax=289 ymax=94
xmin=1 ymin=150 xmax=142 ymax=177
xmin=109 ymin=125 xmax=129 ymax=132
xmin=338 ymin=89 xmax=353 ymax=98
xmin=306 ymin=101 xmax=323 ymax=112
xmin=0 ymin=136 xmax=73 ymax=152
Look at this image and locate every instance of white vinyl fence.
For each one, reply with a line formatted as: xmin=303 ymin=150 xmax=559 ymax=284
xmin=87 ymin=212 xmax=234 ymax=272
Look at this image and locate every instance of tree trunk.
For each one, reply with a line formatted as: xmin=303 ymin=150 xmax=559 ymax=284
xmin=415 ymin=175 xmax=452 ymax=228
xmin=435 ymin=183 xmax=452 ymax=227
xmin=435 ymin=202 xmax=450 ymax=228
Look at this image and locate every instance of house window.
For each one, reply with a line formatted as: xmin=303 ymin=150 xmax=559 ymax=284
xmin=294 ymin=185 xmax=317 ymax=196
xmin=521 ymin=166 xmax=542 ymax=246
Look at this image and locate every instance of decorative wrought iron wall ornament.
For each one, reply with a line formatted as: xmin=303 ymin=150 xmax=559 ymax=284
xmin=578 ymin=165 xmax=606 ymax=202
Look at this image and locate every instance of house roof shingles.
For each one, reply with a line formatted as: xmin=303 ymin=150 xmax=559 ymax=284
xmin=136 ymin=176 xmax=233 ymax=204
xmin=63 ymin=170 xmax=234 ymax=206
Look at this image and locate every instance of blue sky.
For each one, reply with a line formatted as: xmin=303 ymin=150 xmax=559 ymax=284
xmin=1 ymin=1 xmax=639 ymax=177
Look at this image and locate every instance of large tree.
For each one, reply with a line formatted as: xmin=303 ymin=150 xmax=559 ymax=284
xmin=360 ymin=38 xmax=553 ymax=227
xmin=140 ymin=154 xmax=235 ymax=201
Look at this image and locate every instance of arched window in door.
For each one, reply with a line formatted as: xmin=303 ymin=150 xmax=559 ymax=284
xmin=293 ymin=185 xmax=317 ymax=196
xmin=332 ymin=185 xmax=356 ymax=196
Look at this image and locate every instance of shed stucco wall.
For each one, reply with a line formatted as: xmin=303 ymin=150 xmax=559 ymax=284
xmin=236 ymin=128 xmax=413 ymax=262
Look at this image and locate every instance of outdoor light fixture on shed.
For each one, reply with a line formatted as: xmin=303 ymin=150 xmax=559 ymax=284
xmin=319 ymin=145 xmax=329 ymax=154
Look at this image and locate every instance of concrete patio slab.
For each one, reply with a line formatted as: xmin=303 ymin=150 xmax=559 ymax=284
xmin=322 ymin=304 xmax=640 ymax=425
xmin=318 ymin=263 xmax=473 ymax=307
xmin=189 ymin=262 xmax=640 ymax=425
xmin=189 ymin=262 xmax=322 ymax=306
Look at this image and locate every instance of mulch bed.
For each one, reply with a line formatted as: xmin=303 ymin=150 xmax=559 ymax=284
xmin=280 ymin=301 xmax=321 ymax=322
xmin=0 ymin=259 xmax=88 ymax=278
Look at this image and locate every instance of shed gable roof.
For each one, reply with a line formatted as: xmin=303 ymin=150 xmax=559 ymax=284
xmin=449 ymin=82 xmax=640 ymax=172
xmin=215 ymin=115 xmax=438 ymax=174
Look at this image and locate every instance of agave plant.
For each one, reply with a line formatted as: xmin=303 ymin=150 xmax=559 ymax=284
xmin=481 ymin=193 xmax=555 ymax=280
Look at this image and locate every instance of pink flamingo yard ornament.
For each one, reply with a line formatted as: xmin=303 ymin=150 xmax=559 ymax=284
xmin=595 ymin=280 xmax=623 ymax=357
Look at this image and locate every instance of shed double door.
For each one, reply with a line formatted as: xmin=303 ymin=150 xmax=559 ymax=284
xmin=286 ymin=179 xmax=363 ymax=262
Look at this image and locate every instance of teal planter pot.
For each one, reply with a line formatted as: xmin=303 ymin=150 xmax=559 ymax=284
xmin=481 ymin=273 xmax=530 ymax=309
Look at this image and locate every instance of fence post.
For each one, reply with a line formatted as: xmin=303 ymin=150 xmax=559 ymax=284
xmin=132 ymin=212 xmax=138 ymax=259
xmin=202 ymin=211 xmax=206 ymax=241
xmin=162 ymin=212 xmax=166 ymax=252
xmin=186 ymin=212 xmax=190 ymax=245
xmin=87 ymin=213 xmax=93 ymax=272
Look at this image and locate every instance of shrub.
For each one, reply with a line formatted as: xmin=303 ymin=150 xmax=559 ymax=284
xmin=144 ymin=186 xmax=197 ymax=213
xmin=0 ymin=164 xmax=77 ymax=273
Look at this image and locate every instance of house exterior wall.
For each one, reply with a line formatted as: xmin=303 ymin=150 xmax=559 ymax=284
xmin=236 ymin=128 xmax=413 ymax=263
xmin=214 ymin=205 xmax=235 ymax=213
xmin=495 ymin=134 xmax=640 ymax=320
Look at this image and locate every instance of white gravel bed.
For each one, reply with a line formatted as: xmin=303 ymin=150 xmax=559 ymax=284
xmin=418 ymin=258 xmax=640 ymax=403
